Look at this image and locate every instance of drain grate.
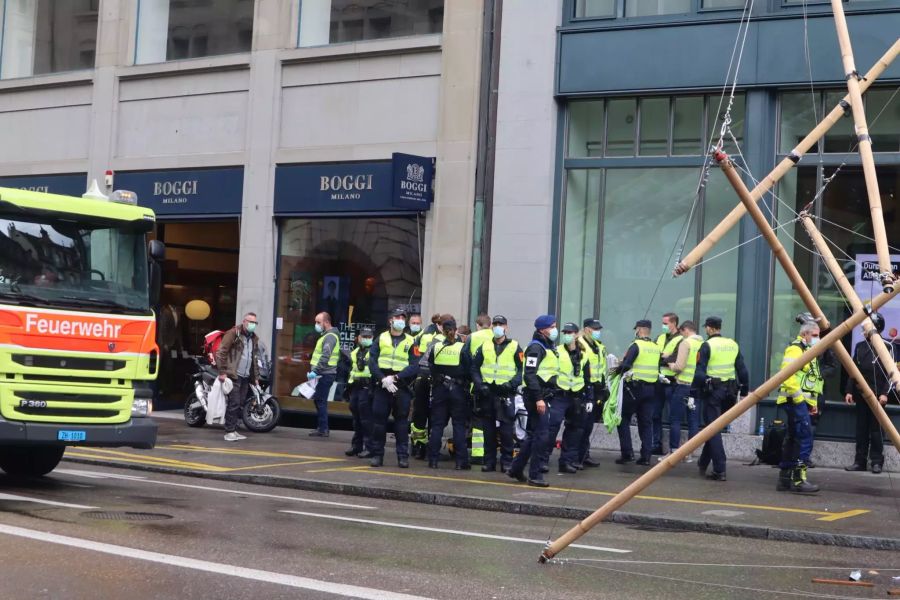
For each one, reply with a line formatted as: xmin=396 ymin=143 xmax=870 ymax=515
xmin=82 ymin=511 xmax=173 ymax=521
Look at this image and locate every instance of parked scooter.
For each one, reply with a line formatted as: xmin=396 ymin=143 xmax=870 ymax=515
xmin=184 ymin=344 xmax=281 ymax=432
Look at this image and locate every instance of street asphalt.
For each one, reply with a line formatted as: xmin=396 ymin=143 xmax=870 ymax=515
xmin=57 ymin=415 xmax=900 ymax=551
xmin=1 ymin=463 xmax=899 ymax=599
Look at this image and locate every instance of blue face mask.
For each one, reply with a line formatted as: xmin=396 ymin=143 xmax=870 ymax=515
xmin=410 ymin=324 xmax=422 ymax=334
xmin=547 ymin=327 xmax=559 ymax=342
xmin=809 ymin=336 xmax=820 ymax=346
xmin=392 ymin=319 xmax=406 ymax=331
xmin=246 ymin=322 xmax=257 ymax=333
xmin=314 ymin=323 xmax=324 ymax=334
xmin=360 ymin=337 xmax=373 ymax=348
xmin=561 ymin=333 xmax=575 ymax=345
xmin=492 ymin=326 xmax=505 ymax=338
xmin=591 ymin=330 xmax=602 ymax=341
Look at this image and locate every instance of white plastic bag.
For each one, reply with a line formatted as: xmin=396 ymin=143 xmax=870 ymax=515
xmin=206 ymin=377 xmax=232 ymax=425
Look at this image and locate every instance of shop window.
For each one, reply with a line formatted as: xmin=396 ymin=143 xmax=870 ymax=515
xmin=639 ymin=97 xmax=670 ymax=156
xmin=135 ymin=0 xmax=254 ymax=65
xmin=0 ymin=0 xmax=98 ymax=79
xmin=673 ymin=96 xmax=704 ymax=155
xmin=273 ymin=216 xmax=424 ymax=406
xmin=575 ymin=0 xmax=616 ymax=18
xmin=559 ymin=167 xmax=741 ymax=355
xmin=298 ymin=0 xmax=444 ymax=48
xmin=770 ymin=165 xmax=900 ymax=403
xmin=625 ymin=0 xmax=692 ymax=17
xmin=568 ymin=100 xmax=605 ymax=157
xmin=606 ymin=98 xmax=637 ymax=157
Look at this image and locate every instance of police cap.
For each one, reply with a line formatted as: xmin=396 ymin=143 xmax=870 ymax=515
xmin=359 ymin=327 xmax=374 ymax=336
xmin=491 ymin=315 xmax=508 ymax=325
xmin=583 ymin=318 xmax=602 ymax=330
xmin=534 ymin=314 xmax=556 ymax=330
xmin=704 ymin=316 xmax=723 ymax=329
xmin=391 ymin=307 xmax=408 ymax=318
xmin=634 ymin=319 xmax=652 ymax=329
xmin=562 ymin=322 xmax=579 ymax=333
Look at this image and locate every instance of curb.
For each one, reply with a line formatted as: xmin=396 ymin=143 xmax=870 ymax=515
xmin=61 ymin=456 xmax=900 ymax=552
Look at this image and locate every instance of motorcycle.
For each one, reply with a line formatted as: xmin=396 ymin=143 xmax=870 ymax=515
xmin=184 ymin=344 xmax=281 ymax=433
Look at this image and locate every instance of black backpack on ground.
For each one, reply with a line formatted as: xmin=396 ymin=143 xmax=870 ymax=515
xmin=755 ymin=409 xmax=786 ymax=465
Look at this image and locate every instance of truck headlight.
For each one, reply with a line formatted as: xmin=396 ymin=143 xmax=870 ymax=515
xmin=131 ymin=397 xmax=152 ymax=417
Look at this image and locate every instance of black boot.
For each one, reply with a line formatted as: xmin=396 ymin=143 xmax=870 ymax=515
xmin=370 ymin=455 xmax=383 ymax=468
xmin=844 ymin=462 xmax=866 ymax=472
xmin=776 ymin=468 xmax=792 ymax=492
xmin=789 ymin=465 xmax=819 ymax=494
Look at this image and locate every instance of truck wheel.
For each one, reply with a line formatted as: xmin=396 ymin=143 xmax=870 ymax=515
xmin=0 ymin=446 xmax=65 ymax=477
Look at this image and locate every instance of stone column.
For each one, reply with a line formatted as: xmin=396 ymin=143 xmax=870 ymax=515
xmin=422 ymin=0 xmax=484 ymax=324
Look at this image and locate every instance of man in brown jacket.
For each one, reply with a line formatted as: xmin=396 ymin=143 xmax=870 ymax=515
xmin=216 ymin=312 xmax=260 ymax=442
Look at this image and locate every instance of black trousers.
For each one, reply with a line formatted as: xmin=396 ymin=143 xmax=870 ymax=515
xmin=224 ymin=376 xmax=249 ymax=433
xmin=349 ymin=384 xmax=373 ymax=452
xmin=411 ymin=377 xmax=432 ymax=443
xmin=428 ymin=379 xmax=469 ymax=465
xmin=479 ymin=388 xmax=516 ymax=469
xmin=854 ymin=395 xmax=885 ymax=467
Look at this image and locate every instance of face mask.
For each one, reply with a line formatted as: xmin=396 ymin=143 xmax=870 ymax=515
xmin=547 ymin=327 xmax=559 ymax=342
xmin=360 ymin=337 xmax=373 ymax=348
xmin=591 ymin=330 xmax=602 ymax=341
xmin=661 ymin=324 xmax=670 ymax=334
xmin=410 ymin=324 xmax=422 ymax=334
xmin=809 ymin=336 xmax=820 ymax=346
xmin=392 ymin=319 xmax=406 ymax=331
xmin=245 ymin=322 xmax=257 ymax=333
xmin=492 ymin=326 xmax=505 ymax=338
xmin=561 ymin=333 xmax=575 ymax=345
xmin=314 ymin=323 xmax=324 ymax=334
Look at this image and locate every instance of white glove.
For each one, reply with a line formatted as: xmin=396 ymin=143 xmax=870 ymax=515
xmin=381 ymin=375 xmax=398 ymax=394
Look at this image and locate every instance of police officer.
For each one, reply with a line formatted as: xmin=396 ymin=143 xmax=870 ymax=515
xmin=614 ymin=320 xmax=659 ymax=466
xmin=543 ymin=322 xmax=590 ymax=474
xmin=468 ymin=314 xmax=494 ymax=357
xmin=508 ymin=314 xmax=558 ymax=487
xmin=425 ymin=317 xmax=471 ymax=469
xmin=654 ymin=312 xmax=683 ymax=455
xmin=576 ymin=318 xmax=607 ymax=469
xmin=308 ymin=312 xmax=341 ymax=437
xmin=694 ymin=316 xmax=749 ymax=482
xmin=410 ymin=313 xmax=443 ymax=459
xmin=345 ymin=328 xmax=375 ymax=458
xmin=776 ymin=319 xmax=822 ymax=493
xmin=471 ymin=315 xmax=522 ymax=473
xmin=368 ymin=308 xmax=418 ymax=468
xmin=663 ymin=320 xmax=703 ymax=461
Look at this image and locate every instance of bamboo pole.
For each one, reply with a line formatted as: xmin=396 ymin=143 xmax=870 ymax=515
xmin=714 ymin=152 xmax=900 ymax=454
xmin=540 ymin=287 xmax=900 ymax=563
xmin=799 ymin=214 xmax=900 ymax=451
xmin=673 ymin=39 xmax=900 ymax=277
xmin=830 ymin=1 xmax=894 ymax=291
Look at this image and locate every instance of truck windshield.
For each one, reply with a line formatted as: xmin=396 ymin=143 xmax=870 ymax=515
xmin=0 ymin=215 xmax=150 ymax=315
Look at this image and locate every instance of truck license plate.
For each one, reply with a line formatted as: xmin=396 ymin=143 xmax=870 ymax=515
xmin=57 ymin=430 xmax=86 ymax=442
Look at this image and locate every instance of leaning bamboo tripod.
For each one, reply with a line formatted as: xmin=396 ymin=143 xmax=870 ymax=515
xmin=539 ymin=8 xmax=900 ymax=562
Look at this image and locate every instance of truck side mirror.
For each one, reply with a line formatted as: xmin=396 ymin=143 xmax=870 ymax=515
xmin=149 ymin=239 xmax=166 ymax=262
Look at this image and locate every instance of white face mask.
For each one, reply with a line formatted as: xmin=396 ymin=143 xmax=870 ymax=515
xmin=492 ymin=326 xmax=505 ymax=338
xmin=809 ymin=336 xmax=820 ymax=346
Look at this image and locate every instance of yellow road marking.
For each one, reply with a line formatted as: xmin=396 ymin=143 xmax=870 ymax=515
xmin=353 ymin=470 xmax=869 ymax=521
xmin=306 ymin=466 xmax=371 ymax=474
xmin=66 ymin=451 xmax=232 ymax=473
xmin=226 ymin=461 xmax=330 ymax=472
xmin=816 ymin=509 xmax=870 ymax=522
xmin=160 ymin=444 xmax=342 ymax=462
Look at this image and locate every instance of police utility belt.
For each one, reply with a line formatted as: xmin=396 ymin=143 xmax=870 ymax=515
xmin=437 ymin=374 xmax=466 ymax=389
xmin=705 ymin=377 xmax=737 ymax=392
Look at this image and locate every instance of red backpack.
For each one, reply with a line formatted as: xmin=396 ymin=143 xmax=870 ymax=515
xmin=204 ymin=330 xmax=226 ymax=365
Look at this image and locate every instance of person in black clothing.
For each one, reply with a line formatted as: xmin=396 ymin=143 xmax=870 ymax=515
xmin=693 ymin=316 xmax=750 ymax=481
xmin=368 ymin=308 xmax=418 ymax=468
xmin=471 ymin=315 xmax=523 ymax=473
xmin=844 ymin=313 xmax=892 ymax=474
xmin=345 ymin=328 xmax=375 ymax=458
xmin=424 ymin=317 xmax=472 ymax=469
xmin=508 ymin=314 xmax=559 ymax=487
xmin=613 ymin=320 xmax=659 ymax=466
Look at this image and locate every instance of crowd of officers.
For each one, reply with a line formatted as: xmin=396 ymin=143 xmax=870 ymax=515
xmin=305 ymin=306 xmax=888 ymax=492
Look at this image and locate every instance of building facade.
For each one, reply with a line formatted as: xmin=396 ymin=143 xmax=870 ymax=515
xmin=0 ymin=0 xmax=484 ymax=410
xmin=487 ymin=0 xmax=900 ymax=438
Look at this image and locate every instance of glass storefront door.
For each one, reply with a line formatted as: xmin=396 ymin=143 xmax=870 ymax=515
xmin=274 ymin=216 xmax=424 ymax=414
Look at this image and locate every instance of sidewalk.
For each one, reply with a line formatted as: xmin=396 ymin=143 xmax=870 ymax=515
xmin=62 ymin=414 xmax=900 ymax=550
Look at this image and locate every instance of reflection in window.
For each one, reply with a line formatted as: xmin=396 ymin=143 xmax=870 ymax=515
xmin=625 ymin=0 xmax=692 ymax=17
xmin=575 ymin=0 xmax=616 ymax=18
xmin=0 ymin=0 xmax=98 ymax=79
xmin=299 ymin=0 xmax=444 ymax=48
xmin=135 ymin=0 xmax=254 ymax=64
xmin=560 ymin=170 xmax=601 ymax=324
xmin=273 ymin=216 xmax=424 ymax=398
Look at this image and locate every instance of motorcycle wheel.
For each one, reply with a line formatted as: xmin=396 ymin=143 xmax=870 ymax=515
xmin=184 ymin=394 xmax=206 ymax=427
xmin=242 ymin=397 xmax=281 ymax=433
